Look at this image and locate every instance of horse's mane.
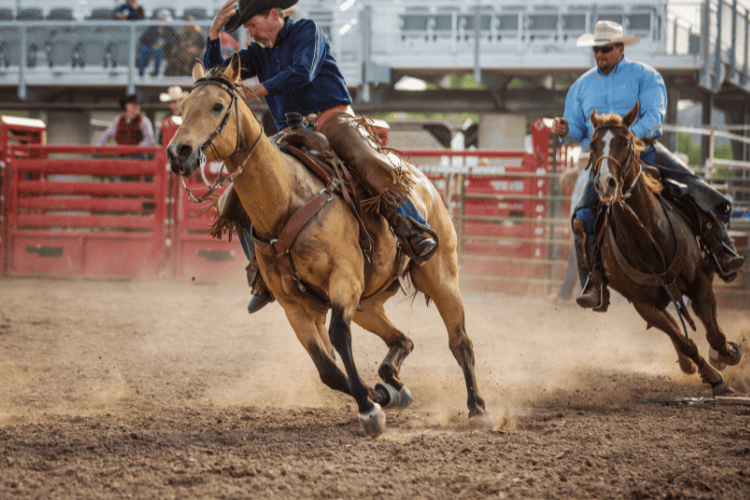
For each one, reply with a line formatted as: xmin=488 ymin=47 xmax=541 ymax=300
xmin=594 ymin=112 xmax=662 ymax=194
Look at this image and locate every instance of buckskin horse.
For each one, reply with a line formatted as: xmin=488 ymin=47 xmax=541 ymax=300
xmin=588 ymin=103 xmax=742 ymax=396
xmin=166 ymin=54 xmax=493 ymax=437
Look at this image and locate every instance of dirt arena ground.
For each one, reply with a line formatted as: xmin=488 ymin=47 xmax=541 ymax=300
xmin=1 ymin=275 xmax=750 ymax=499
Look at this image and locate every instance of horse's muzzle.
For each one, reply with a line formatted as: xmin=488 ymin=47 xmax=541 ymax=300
xmin=167 ymin=143 xmax=197 ymax=176
xmin=595 ymin=175 xmax=618 ymax=202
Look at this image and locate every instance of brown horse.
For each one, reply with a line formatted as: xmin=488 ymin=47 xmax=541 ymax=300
xmin=588 ymin=103 xmax=742 ymax=396
xmin=166 ymin=54 xmax=493 ymax=437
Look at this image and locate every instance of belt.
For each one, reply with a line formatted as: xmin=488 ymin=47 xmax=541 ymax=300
xmin=314 ymin=104 xmax=354 ymax=131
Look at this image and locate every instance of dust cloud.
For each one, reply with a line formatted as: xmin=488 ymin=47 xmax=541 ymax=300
xmin=1 ymin=276 xmax=748 ymax=429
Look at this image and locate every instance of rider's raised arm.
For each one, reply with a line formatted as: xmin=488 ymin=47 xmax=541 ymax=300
xmin=629 ymin=64 xmax=667 ymax=141
xmin=563 ymin=78 xmax=588 ymax=143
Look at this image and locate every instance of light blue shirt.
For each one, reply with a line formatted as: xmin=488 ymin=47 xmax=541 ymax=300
xmin=563 ymin=57 xmax=666 ymax=147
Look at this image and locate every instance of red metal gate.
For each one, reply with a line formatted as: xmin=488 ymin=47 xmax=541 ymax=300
xmin=5 ymin=145 xmax=169 ymax=277
xmin=172 ymin=164 xmax=246 ymax=281
xmin=1 ymin=116 xmax=46 ymax=274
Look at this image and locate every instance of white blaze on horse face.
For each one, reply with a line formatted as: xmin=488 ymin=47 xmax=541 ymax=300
xmin=598 ymin=130 xmax=615 ymax=192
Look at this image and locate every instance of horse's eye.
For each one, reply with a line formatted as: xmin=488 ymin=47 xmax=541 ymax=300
xmin=212 ymin=103 xmax=224 ymax=113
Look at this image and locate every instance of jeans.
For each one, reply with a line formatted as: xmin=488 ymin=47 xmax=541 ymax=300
xmin=137 ymin=46 xmax=165 ymax=76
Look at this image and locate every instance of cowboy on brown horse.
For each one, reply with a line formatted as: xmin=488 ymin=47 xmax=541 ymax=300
xmin=206 ymin=0 xmax=438 ymax=313
xmin=552 ymin=21 xmax=744 ymax=312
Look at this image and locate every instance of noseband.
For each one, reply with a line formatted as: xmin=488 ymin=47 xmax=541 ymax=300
xmin=592 ymin=125 xmax=642 ymax=201
xmin=182 ymin=77 xmax=264 ymax=203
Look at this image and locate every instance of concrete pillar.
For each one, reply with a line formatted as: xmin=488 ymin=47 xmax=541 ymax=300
xmin=701 ymin=91 xmax=713 ymax=167
xmin=664 ymin=86 xmax=679 ymax=152
xmin=45 ymin=111 xmax=92 ymax=145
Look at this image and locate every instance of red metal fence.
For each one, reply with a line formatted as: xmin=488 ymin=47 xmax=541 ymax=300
xmin=5 ymin=145 xmax=168 ymax=277
xmin=0 ymin=117 xmax=576 ymax=293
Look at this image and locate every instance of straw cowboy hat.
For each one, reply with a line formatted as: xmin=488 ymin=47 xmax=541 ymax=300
xmin=160 ymin=86 xmax=189 ymax=103
xmin=576 ymin=21 xmax=640 ymax=48
xmin=225 ymin=0 xmax=298 ymax=33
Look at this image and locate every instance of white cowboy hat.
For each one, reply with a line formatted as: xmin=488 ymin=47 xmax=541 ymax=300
xmin=160 ymin=86 xmax=188 ymax=103
xmin=576 ymin=21 xmax=640 ymax=48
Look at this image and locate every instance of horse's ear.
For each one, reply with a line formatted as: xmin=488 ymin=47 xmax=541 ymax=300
xmin=590 ymin=108 xmax=600 ymax=127
xmin=623 ymin=102 xmax=639 ymax=128
xmin=192 ymin=59 xmax=205 ymax=81
xmin=224 ymin=53 xmax=242 ymax=83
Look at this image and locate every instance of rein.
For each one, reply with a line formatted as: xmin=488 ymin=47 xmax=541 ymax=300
xmin=181 ymin=77 xmax=264 ymax=203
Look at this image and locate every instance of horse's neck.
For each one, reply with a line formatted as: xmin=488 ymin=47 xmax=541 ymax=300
xmin=226 ymin=130 xmax=294 ymax=239
xmin=611 ymin=177 xmax=671 ymax=269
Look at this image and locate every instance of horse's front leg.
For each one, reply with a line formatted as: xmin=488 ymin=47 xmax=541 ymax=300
xmin=632 ymin=301 xmax=731 ymax=396
xmin=283 ymin=305 xmax=351 ymax=395
xmin=329 ymin=299 xmax=386 ymax=437
xmin=354 ymin=298 xmax=415 ymax=409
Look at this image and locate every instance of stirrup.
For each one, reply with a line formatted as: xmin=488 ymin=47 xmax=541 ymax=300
xmin=406 ymin=216 xmax=440 ymax=264
xmin=247 ymin=290 xmax=272 ymax=314
xmin=576 ymin=275 xmax=609 ymax=312
xmin=711 ymin=253 xmax=740 ymax=283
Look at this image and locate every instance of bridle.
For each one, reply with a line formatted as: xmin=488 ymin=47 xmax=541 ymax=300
xmin=181 ymin=76 xmax=264 ymax=203
xmin=591 ymin=124 xmax=642 ymax=202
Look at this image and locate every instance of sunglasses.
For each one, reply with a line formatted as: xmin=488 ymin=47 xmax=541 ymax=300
xmin=592 ymin=45 xmax=616 ymax=54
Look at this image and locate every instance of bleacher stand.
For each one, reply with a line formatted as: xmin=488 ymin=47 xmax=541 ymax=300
xmin=47 ymin=7 xmax=74 ymax=21
xmin=87 ymin=8 xmax=113 ymax=20
xmin=183 ymin=8 xmax=209 ymax=21
xmin=0 ymin=8 xmax=13 ymax=20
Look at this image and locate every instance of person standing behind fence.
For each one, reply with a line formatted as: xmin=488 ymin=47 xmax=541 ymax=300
xmin=113 ymin=0 xmax=145 ymax=20
xmin=165 ymin=17 xmax=206 ymax=76
xmin=159 ymin=86 xmax=188 ymax=145
xmin=96 ymin=94 xmax=154 ymax=147
xmin=137 ymin=9 xmax=179 ymax=77
xmin=551 ymin=152 xmax=590 ymax=304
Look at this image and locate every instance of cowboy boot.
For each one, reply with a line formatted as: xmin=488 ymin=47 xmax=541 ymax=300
xmin=703 ymin=218 xmax=745 ymax=283
xmin=572 ymin=219 xmax=609 ymax=312
xmin=385 ymin=210 xmax=439 ymax=265
xmin=237 ymin=222 xmax=274 ymax=314
xmin=246 ymin=257 xmax=274 ymax=314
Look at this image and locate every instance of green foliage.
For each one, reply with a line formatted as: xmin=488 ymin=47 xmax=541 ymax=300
xmin=449 ymin=73 xmax=485 ymax=90
xmin=677 ymin=132 xmax=701 ymax=166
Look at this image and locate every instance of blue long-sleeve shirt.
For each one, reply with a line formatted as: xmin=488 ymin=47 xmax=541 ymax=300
xmin=563 ymin=57 xmax=666 ymax=147
xmin=205 ymin=17 xmax=352 ymax=131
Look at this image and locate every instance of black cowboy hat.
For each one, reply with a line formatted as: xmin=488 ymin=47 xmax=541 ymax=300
xmin=120 ymin=93 xmax=141 ymax=108
xmin=224 ymin=0 xmax=298 ymax=33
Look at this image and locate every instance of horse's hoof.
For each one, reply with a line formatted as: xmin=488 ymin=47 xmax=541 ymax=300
xmin=709 ymin=348 xmax=728 ymax=371
xmin=375 ymin=383 xmax=401 ymax=409
xmin=468 ymin=409 xmax=494 ymax=430
xmin=359 ymin=403 xmax=385 ymax=438
xmin=397 ymin=385 xmax=413 ymax=408
xmin=711 ymin=380 xmax=735 ymax=397
xmin=720 ymin=341 xmax=743 ymax=367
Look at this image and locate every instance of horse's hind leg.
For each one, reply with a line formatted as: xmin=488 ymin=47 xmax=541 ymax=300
xmin=632 ymin=301 xmax=728 ymax=396
xmin=410 ymin=263 xmax=492 ymax=427
xmin=690 ymin=274 xmax=742 ymax=369
xmin=354 ymin=297 xmax=414 ymax=405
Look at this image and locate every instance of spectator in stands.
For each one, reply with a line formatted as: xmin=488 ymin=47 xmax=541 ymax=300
xmin=96 ymin=94 xmax=154 ymax=147
xmin=205 ymin=0 xmax=438 ymax=314
xmin=551 ymin=20 xmax=744 ymax=311
xmin=137 ymin=9 xmax=179 ymax=77
xmin=159 ymin=86 xmax=188 ymax=145
xmin=165 ymin=17 xmax=205 ymax=76
xmin=113 ymin=0 xmax=145 ymax=20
